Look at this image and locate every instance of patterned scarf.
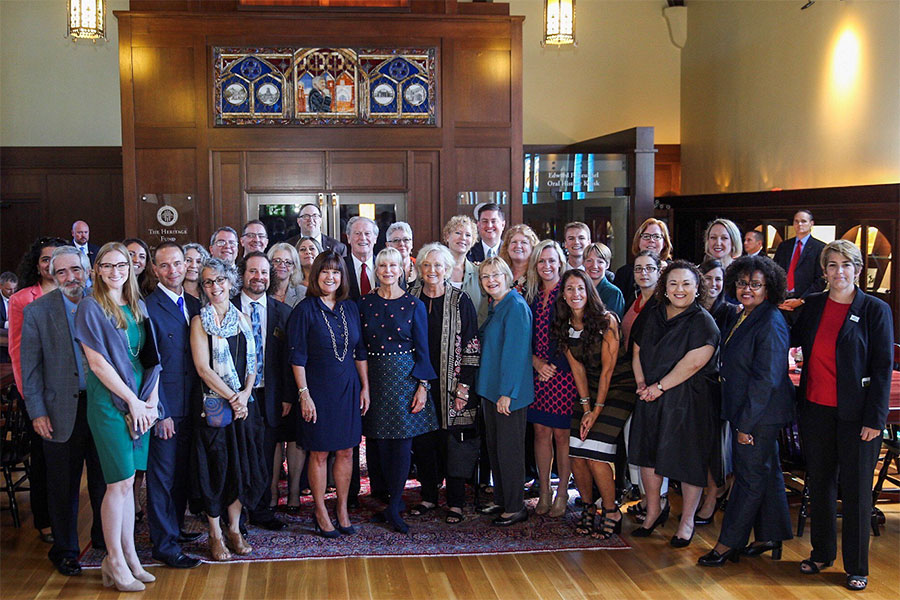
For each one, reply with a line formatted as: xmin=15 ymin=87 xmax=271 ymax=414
xmin=200 ymin=303 xmax=257 ymax=399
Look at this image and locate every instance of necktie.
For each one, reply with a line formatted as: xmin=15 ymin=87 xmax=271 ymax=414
xmin=786 ymin=239 xmax=803 ymax=292
xmin=487 ymin=247 xmax=494 ymax=259
xmin=176 ymin=296 xmax=186 ymax=323
xmin=360 ymin=263 xmax=371 ymax=295
xmin=250 ymin=302 xmax=263 ymax=386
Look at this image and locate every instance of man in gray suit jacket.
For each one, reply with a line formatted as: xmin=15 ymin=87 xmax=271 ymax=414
xmin=21 ymin=246 xmax=105 ymax=576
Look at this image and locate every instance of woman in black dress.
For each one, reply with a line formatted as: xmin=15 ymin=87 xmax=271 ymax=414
xmin=359 ymin=248 xmax=437 ymax=533
xmin=629 ymin=260 xmax=721 ymax=548
xmin=408 ymin=243 xmax=481 ymax=523
xmin=190 ymin=258 xmax=267 ymax=560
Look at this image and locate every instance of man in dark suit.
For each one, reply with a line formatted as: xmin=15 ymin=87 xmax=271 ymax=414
xmin=21 ymin=246 xmax=105 ymax=576
xmin=466 ymin=203 xmax=506 ymax=263
xmin=773 ymin=209 xmax=827 ymax=311
xmin=234 ymin=252 xmax=291 ymax=530
xmin=144 ymin=242 xmax=202 ymax=569
xmin=70 ymin=220 xmax=99 ymax=266
xmin=743 ymin=230 xmax=765 ymax=257
xmin=344 ymin=216 xmax=379 ymax=301
xmin=286 ymin=203 xmax=347 ymax=256
xmin=0 ymin=271 xmax=17 ymax=363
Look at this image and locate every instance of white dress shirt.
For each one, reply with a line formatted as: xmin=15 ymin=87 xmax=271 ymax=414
xmin=351 ymin=254 xmax=375 ymax=292
xmin=481 ymin=241 xmax=501 ymax=259
xmin=156 ymin=283 xmax=190 ymax=324
xmin=240 ymin=291 xmax=267 ymax=388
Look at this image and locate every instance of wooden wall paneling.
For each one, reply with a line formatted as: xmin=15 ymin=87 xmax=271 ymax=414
xmin=654 ymin=144 xmax=681 ymax=197
xmin=411 ymin=150 xmax=440 ymax=245
xmin=211 ymin=151 xmax=245 ymax=238
xmin=452 ymin=38 xmax=512 ymax=128
xmin=132 ymin=46 xmax=198 ymax=128
xmin=439 ymin=37 xmax=458 ymax=220
xmin=1 ymin=194 xmax=42 ymax=274
xmin=245 ymin=151 xmax=326 ymax=191
xmin=454 ymin=147 xmax=510 ymax=195
xmin=135 ymin=149 xmax=199 ymax=242
xmin=45 ymin=172 xmax=123 ymax=244
xmin=194 ymin=38 xmax=211 ymax=248
xmin=508 ymin=18 xmax=523 ymax=225
xmin=119 ymin=17 xmax=138 ymax=238
xmin=328 ymin=151 xmax=408 ymax=190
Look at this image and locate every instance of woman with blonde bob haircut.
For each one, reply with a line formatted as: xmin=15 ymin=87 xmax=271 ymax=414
xmin=499 ymin=224 xmax=540 ymax=291
xmin=74 ymin=242 xmax=162 ymax=591
xmin=442 ymin=215 xmax=486 ymax=322
xmin=704 ymin=218 xmax=743 ymax=269
xmin=613 ymin=218 xmax=673 ymax=301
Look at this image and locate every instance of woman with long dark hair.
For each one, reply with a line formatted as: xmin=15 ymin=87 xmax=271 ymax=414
xmin=552 ymin=270 xmax=632 ymax=539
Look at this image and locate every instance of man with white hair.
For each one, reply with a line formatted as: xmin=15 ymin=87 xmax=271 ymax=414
xmin=343 ymin=216 xmax=379 ymax=301
xmin=21 ymin=246 xmax=105 ymax=576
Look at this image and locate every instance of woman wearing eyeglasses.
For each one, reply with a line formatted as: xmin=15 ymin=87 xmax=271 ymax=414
xmin=698 ymin=255 xmax=794 ymax=567
xmin=268 ymin=242 xmax=307 ymax=308
xmin=74 ymin=242 xmax=162 ymax=591
xmin=385 ymin=222 xmax=417 ymax=286
xmin=613 ymin=218 xmax=673 ymax=301
xmin=190 ymin=258 xmax=267 ymax=560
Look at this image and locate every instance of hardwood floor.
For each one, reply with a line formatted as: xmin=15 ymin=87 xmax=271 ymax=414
xmin=2 ymin=483 xmax=897 ymax=599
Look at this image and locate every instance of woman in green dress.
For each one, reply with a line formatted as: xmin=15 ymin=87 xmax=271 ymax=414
xmin=75 ymin=242 xmax=161 ymax=592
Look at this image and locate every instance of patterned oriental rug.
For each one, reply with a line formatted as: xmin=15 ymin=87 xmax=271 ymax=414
xmin=78 ymin=480 xmax=629 ymax=565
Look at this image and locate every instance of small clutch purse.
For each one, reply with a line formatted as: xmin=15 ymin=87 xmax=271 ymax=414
xmin=123 ymin=412 xmax=159 ymax=441
xmin=201 ymin=394 xmax=234 ymax=428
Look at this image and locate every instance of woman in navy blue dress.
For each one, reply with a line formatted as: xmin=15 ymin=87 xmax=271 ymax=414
xmin=288 ymin=251 xmax=369 ymax=538
xmin=359 ymin=248 xmax=437 ymax=533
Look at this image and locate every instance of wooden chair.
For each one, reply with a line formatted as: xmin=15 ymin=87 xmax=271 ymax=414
xmin=0 ymin=386 xmax=32 ymax=528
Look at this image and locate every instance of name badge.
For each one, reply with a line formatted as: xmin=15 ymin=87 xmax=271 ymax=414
xmin=849 ymin=314 xmax=860 ymax=322
xmin=861 ymin=377 xmax=871 ymax=387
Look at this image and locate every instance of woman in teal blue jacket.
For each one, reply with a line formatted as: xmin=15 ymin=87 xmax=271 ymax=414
xmin=475 ymin=257 xmax=534 ymax=526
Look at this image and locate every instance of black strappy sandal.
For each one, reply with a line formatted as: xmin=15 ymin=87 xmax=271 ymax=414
xmin=575 ymin=505 xmax=597 ymax=536
xmin=846 ymin=574 xmax=867 ymax=591
xmin=592 ymin=507 xmax=623 ymax=540
xmin=800 ymin=558 xmax=833 ymax=574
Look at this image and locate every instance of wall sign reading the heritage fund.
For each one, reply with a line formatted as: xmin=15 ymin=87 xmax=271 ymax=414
xmin=214 ymin=47 xmax=436 ymax=126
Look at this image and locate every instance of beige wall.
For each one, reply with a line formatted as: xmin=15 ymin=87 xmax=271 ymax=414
xmin=511 ymin=0 xmax=682 ymax=145
xmin=0 ymin=0 xmax=129 ymax=146
xmin=680 ymin=0 xmax=900 ymax=194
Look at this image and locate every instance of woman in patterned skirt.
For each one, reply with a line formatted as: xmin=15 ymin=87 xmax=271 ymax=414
xmin=358 ymin=248 xmax=437 ymax=533
xmin=553 ymin=270 xmax=632 ymax=539
xmin=524 ymin=240 xmax=575 ymax=518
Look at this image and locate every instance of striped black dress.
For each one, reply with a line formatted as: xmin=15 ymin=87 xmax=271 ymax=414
xmin=567 ymin=317 xmax=636 ymax=463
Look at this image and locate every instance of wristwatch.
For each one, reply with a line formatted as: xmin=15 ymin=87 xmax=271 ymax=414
xmin=656 ymin=382 xmax=665 ymax=393
xmin=418 ymin=380 xmax=432 ymax=391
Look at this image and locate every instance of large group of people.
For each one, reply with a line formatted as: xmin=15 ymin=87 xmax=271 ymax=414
xmin=4 ymin=207 xmax=893 ymax=593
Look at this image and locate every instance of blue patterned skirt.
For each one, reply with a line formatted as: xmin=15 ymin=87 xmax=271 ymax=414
xmin=364 ymin=351 xmax=438 ymax=440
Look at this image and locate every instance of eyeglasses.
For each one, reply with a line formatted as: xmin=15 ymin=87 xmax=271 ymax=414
xmin=271 ymin=258 xmax=294 ymax=267
xmin=388 ymin=237 xmax=412 ymax=244
xmin=633 ymin=265 xmax=658 ymax=273
xmin=640 ymin=233 xmax=664 ymax=242
xmin=242 ymin=232 xmax=267 ymax=240
xmin=299 ymin=214 xmax=321 ymax=220
xmin=480 ymin=272 xmax=504 ymax=281
xmin=98 ymin=262 xmax=130 ymax=272
xmin=213 ymin=240 xmax=237 ymax=247
xmin=735 ymin=280 xmax=765 ymax=290
xmin=202 ymin=276 xmax=228 ymax=288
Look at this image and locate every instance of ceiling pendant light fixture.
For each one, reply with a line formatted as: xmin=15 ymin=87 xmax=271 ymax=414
xmin=543 ymin=0 xmax=576 ymax=47
xmin=67 ymin=0 xmax=107 ymax=42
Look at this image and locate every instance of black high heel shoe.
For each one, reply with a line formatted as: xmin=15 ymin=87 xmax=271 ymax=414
xmin=669 ymin=528 xmax=694 ymax=548
xmin=314 ymin=520 xmax=340 ymax=539
xmin=698 ymin=547 xmax=741 ymax=567
xmin=631 ymin=501 xmax=670 ymax=538
xmin=742 ymin=540 xmax=782 ymax=559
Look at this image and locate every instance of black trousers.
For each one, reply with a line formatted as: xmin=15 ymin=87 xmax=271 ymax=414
xmin=482 ymin=404 xmax=527 ymax=513
xmin=412 ymin=429 xmax=478 ymax=509
xmin=21 ymin=400 xmax=50 ymax=532
xmin=42 ymin=393 xmax=105 ymax=562
xmin=799 ymin=401 xmax=882 ymax=576
xmin=718 ymin=423 xmax=792 ymax=549
xmin=250 ymin=407 xmax=278 ymax=523
xmin=373 ymin=438 xmax=413 ymax=519
xmin=147 ymin=415 xmax=192 ymax=560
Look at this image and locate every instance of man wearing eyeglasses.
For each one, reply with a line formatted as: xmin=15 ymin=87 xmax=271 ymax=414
xmin=209 ymin=226 xmax=239 ymax=265
xmin=21 ymin=246 xmax=105 ymax=576
xmin=287 ymin=203 xmax=347 ymax=257
xmin=240 ymin=220 xmax=269 ymax=257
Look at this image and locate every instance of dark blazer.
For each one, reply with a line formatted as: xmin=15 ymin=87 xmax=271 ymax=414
xmin=231 ymin=295 xmax=291 ymax=428
xmin=791 ymin=288 xmax=894 ymax=430
xmin=773 ymin=235 xmax=826 ymax=298
xmin=613 ymin=263 xmax=636 ymax=301
xmin=287 ymin=233 xmax=347 ymax=257
xmin=466 ymin=242 xmax=485 ymax=264
xmin=1 ymin=295 xmax=8 ymax=326
xmin=145 ymin=287 xmax=200 ymax=419
xmin=719 ymin=301 xmax=795 ymax=433
xmin=344 ymin=255 xmax=380 ymax=302
xmin=74 ymin=242 xmax=100 ymax=266
xmin=20 ymin=290 xmax=84 ymax=442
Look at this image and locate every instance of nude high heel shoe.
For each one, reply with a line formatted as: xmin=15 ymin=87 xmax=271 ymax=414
xmin=549 ymin=489 xmax=569 ymax=518
xmin=226 ymin=530 xmax=253 ymax=555
xmin=130 ymin=565 xmax=156 ymax=583
xmin=101 ymin=556 xmax=146 ymax=592
xmin=535 ymin=491 xmax=552 ymax=515
xmin=209 ymin=534 xmax=232 ymax=561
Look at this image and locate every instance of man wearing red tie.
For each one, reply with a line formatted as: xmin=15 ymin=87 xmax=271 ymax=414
xmin=344 ymin=216 xmax=378 ymax=301
xmin=773 ymin=209 xmax=827 ymax=311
